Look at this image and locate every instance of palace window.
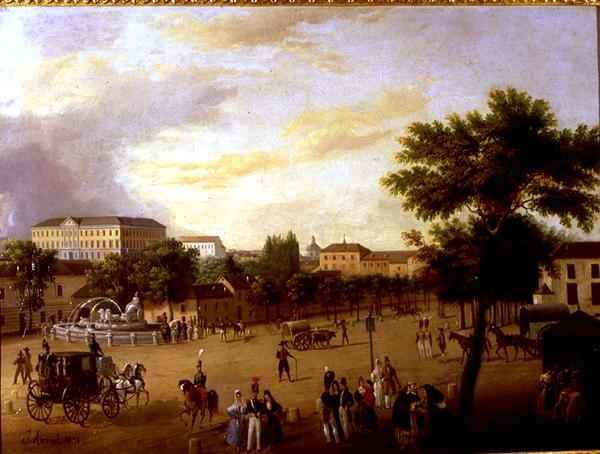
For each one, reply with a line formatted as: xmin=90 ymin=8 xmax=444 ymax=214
xmin=567 ymin=264 xmax=576 ymax=280
xmin=109 ymin=240 xmax=113 ymax=248
xmin=57 ymin=285 xmax=63 ymax=297
xmin=592 ymin=264 xmax=599 ymax=279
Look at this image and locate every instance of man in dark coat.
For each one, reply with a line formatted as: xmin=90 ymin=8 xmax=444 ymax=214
xmin=277 ymin=341 xmax=295 ymax=382
xmin=324 ymin=366 xmax=335 ymax=391
xmin=193 ymin=360 xmax=207 ymax=388
xmin=88 ymin=333 xmax=104 ymax=357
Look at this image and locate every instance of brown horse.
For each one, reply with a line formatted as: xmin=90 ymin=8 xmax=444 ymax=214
xmin=178 ymin=380 xmax=219 ymax=432
xmin=448 ymin=331 xmax=491 ymax=364
xmin=487 ymin=324 xmax=538 ymax=361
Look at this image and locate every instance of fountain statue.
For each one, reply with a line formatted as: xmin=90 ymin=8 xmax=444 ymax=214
xmin=122 ymin=292 xmax=144 ymax=324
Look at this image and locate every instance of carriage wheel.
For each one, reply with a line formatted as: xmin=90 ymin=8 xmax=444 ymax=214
xmin=101 ymin=389 xmax=120 ymax=419
xmin=300 ymin=333 xmax=312 ymax=351
xmin=63 ymin=387 xmax=90 ymax=426
xmin=98 ymin=376 xmax=113 ymax=397
xmin=26 ymin=381 xmax=53 ymax=422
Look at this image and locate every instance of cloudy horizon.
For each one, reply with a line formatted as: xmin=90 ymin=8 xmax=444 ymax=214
xmin=0 ymin=7 xmax=598 ymax=250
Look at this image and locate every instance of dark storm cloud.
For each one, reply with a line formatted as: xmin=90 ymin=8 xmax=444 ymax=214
xmin=0 ymin=62 xmax=237 ymax=238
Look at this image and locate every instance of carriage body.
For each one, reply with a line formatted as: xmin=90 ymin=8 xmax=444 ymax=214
xmin=27 ymin=351 xmax=120 ymax=425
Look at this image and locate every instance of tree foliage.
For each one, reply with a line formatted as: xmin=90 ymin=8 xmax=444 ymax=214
xmin=195 ymin=255 xmax=242 ymax=285
xmin=4 ymin=241 xmax=57 ymax=330
xmin=132 ymin=239 xmax=198 ymax=320
xmin=86 ymin=253 xmax=137 ymax=306
xmin=382 ymin=87 xmax=600 ymax=432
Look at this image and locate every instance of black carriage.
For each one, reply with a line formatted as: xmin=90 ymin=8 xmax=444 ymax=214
xmin=519 ymin=303 xmax=571 ymax=346
xmin=26 ymin=351 xmax=120 ymax=425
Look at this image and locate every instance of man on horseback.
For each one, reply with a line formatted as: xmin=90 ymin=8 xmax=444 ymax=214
xmin=193 ymin=360 xmax=207 ymax=388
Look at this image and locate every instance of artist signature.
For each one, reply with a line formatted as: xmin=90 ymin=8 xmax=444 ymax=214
xmin=21 ymin=429 xmax=80 ymax=446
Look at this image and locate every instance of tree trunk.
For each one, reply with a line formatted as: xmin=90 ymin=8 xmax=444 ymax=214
xmin=356 ymin=300 xmax=360 ymax=322
xmin=333 ymin=299 xmax=337 ymax=324
xmin=457 ymin=297 xmax=490 ymax=438
xmin=459 ymin=301 xmax=466 ymax=330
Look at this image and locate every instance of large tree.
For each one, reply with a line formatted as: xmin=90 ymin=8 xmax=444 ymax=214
xmin=195 ymin=255 xmax=242 ymax=285
xmin=132 ymin=239 xmax=198 ymax=321
xmin=86 ymin=253 xmax=137 ymax=306
xmin=381 ymin=87 xmax=600 ymax=433
xmin=4 ymin=241 xmax=57 ymax=333
xmin=286 ymin=273 xmax=318 ymax=320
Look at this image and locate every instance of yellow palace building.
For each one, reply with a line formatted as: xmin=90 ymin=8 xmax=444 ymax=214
xmin=31 ymin=216 xmax=166 ymax=261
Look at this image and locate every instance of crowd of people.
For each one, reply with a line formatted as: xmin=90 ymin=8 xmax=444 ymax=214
xmin=416 ymin=315 xmax=448 ymax=360
xmin=316 ymin=358 xmax=453 ymax=450
xmin=537 ymin=365 xmax=585 ymax=425
xmin=159 ymin=314 xmax=247 ymax=344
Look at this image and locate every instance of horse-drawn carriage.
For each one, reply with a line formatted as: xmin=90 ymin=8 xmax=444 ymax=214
xmin=281 ymin=320 xmax=336 ymax=351
xmin=26 ymin=352 xmax=120 ymax=425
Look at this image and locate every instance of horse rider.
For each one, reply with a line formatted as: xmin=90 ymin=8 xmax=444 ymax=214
xmin=88 ymin=333 xmax=104 ymax=357
xmin=277 ymin=341 xmax=295 ymax=382
xmin=194 ymin=360 xmax=207 ymax=388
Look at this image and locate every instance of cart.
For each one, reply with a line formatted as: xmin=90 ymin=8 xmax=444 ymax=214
xmin=26 ymin=351 xmax=120 ymax=425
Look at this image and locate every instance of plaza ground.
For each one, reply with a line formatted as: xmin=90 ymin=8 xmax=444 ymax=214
xmin=0 ymin=307 xmax=586 ymax=453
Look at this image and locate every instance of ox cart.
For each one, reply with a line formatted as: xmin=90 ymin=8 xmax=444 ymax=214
xmin=281 ymin=320 xmax=336 ymax=351
xmin=26 ymin=352 xmax=120 ymax=425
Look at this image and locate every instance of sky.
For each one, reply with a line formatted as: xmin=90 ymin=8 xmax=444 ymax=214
xmin=0 ymin=7 xmax=598 ymax=251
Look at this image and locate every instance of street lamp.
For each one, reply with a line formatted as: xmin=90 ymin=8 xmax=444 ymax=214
xmin=366 ymin=312 xmax=376 ymax=372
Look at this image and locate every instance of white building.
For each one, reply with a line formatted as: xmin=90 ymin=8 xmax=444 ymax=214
xmin=537 ymin=242 xmax=600 ymax=316
xmin=179 ymin=236 xmax=226 ymax=258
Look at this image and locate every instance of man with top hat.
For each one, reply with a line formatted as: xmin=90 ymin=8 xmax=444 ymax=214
xmin=276 ymin=341 xmax=295 ymax=383
xmin=245 ymin=377 xmax=264 ymax=452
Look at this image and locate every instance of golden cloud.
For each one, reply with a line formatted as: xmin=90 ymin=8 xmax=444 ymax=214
xmin=286 ymin=85 xmax=428 ymax=159
xmin=133 ymin=84 xmax=427 ymax=189
xmin=135 ymin=150 xmax=289 ymax=189
xmin=156 ymin=10 xmax=381 ymax=74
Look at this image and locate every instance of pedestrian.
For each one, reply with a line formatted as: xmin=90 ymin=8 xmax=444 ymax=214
xmin=339 ymin=377 xmax=354 ymax=440
xmin=437 ymin=327 xmax=447 ymax=357
xmin=245 ymin=378 xmax=264 ymax=452
xmin=181 ymin=318 xmax=189 ymax=341
xmin=263 ymin=390 xmax=284 ymax=445
xmin=383 ymin=356 xmax=400 ymax=409
xmin=370 ymin=358 xmax=384 ymax=408
xmin=361 ymin=380 xmax=378 ymax=431
xmin=320 ymin=384 xmax=341 ymax=443
xmin=424 ymin=325 xmax=433 ymax=359
xmin=324 ymin=366 xmax=335 ymax=391
xmin=42 ymin=337 xmax=49 ymax=352
xmin=277 ymin=341 xmax=295 ymax=382
xmin=23 ymin=347 xmax=33 ymax=383
xmin=416 ymin=330 xmax=425 ymax=360
xmin=88 ymin=333 xmax=104 ymax=357
xmin=353 ymin=377 xmax=366 ymax=433
xmin=220 ymin=321 xmax=227 ymax=343
xmin=225 ymin=389 xmax=246 ymax=453
xmin=393 ymin=382 xmax=421 ymax=449
xmin=338 ymin=319 xmax=350 ymax=345
xmin=13 ymin=350 xmax=26 ymax=385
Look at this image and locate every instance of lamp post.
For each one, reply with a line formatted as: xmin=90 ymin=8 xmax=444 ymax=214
xmin=366 ymin=312 xmax=376 ymax=372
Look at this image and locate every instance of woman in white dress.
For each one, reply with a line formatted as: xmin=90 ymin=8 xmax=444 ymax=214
xmin=370 ymin=358 xmax=384 ymax=408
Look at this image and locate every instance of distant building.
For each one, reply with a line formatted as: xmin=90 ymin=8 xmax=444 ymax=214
xmin=31 ymin=216 xmax=166 ymax=261
xmin=537 ymin=242 xmax=600 ymax=315
xmin=179 ymin=236 xmax=226 ymax=258
xmin=0 ymin=259 xmax=92 ymax=334
xmin=228 ymin=249 xmax=263 ymax=263
xmin=305 ymin=236 xmax=321 ymax=259
xmin=319 ymin=239 xmax=422 ymax=278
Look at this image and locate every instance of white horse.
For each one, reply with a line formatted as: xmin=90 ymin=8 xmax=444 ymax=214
xmin=115 ymin=362 xmax=149 ymax=407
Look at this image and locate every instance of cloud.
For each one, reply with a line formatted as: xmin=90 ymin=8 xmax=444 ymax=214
xmin=133 ymin=84 xmax=428 ymax=190
xmin=0 ymin=53 xmax=237 ymax=238
xmin=286 ymin=85 xmax=428 ymax=160
xmin=134 ymin=151 xmax=289 ymax=190
xmin=156 ymin=9 xmax=384 ymax=74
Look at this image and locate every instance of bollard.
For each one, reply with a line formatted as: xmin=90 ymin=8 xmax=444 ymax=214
xmin=107 ymin=331 xmax=113 ymax=347
xmin=130 ymin=332 xmax=136 ymax=346
xmin=3 ymin=400 xmax=14 ymax=414
xmin=447 ymin=382 xmax=457 ymax=400
xmin=152 ymin=331 xmax=158 ymax=345
xmin=50 ymin=326 xmax=57 ymax=341
xmin=188 ymin=437 xmax=202 ymax=454
xmin=286 ymin=407 xmax=300 ymax=424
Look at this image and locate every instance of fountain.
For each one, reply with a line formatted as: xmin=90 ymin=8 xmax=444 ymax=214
xmin=52 ymin=293 xmax=162 ymax=346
